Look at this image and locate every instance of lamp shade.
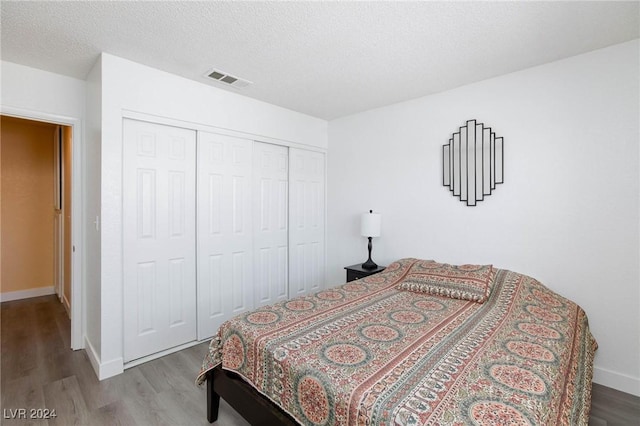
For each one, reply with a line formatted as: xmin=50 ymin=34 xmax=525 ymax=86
xmin=360 ymin=211 xmax=381 ymax=237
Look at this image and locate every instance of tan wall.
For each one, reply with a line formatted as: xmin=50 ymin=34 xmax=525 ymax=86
xmin=63 ymin=126 xmax=72 ymax=304
xmin=1 ymin=116 xmax=57 ymax=294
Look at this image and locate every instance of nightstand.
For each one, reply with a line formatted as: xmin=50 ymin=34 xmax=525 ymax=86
xmin=344 ymin=263 xmax=386 ymax=282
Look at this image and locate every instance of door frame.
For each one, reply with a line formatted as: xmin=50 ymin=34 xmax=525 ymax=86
xmin=53 ymin=127 xmax=64 ymax=302
xmin=1 ymin=106 xmax=84 ymax=350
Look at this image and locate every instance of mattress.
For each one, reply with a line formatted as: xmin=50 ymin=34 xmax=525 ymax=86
xmin=198 ymin=258 xmax=597 ymax=425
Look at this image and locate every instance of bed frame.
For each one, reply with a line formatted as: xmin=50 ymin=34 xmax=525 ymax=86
xmin=206 ymin=366 xmax=298 ymax=425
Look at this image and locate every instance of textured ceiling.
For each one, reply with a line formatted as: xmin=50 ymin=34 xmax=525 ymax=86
xmin=1 ymin=1 xmax=638 ymax=120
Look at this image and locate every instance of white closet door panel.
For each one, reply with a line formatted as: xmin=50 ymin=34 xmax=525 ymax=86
xmin=253 ymin=142 xmax=289 ymax=308
xmin=289 ymin=148 xmax=325 ymax=297
xmin=197 ymin=131 xmax=253 ymax=340
xmin=123 ymin=119 xmax=197 ymax=362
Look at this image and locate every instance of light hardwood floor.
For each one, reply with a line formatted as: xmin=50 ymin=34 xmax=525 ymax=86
xmin=1 ymin=296 xmax=247 ymax=426
xmin=1 ymin=296 xmax=638 ymax=425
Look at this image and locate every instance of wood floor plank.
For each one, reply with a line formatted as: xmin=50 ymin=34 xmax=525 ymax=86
xmin=71 ymin=351 xmax=121 ymax=411
xmin=154 ymin=387 xmax=209 ymax=425
xmin=163 ymin=350 xmax=205 ymax=388
xmin=37 ymin=347 xmax=87 ymax=386
xmin=183 ymin=341 xmax=210 ymax=369
xmin=1 ymin=374 xmax=48 ymax=426
xmin=121 ymin=394 xmax=176 ymax=426
xmin=590 ymin=383 xmax=640 ymax=426
xmin=42 ymin=376 xmax=90 ymax=426
xmin=138 ymin=356 xmax=193 ymax=395
xmin=86 ymin=400 xmax=138 ymax=426
xmin=1 ymin=303 xmax=40 ymax=384
xmin=110 ymin=367 xmax=176 ymax=426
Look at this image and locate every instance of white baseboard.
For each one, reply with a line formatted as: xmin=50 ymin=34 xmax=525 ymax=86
xmin=84 ymin=337 xmax=101 ymax=378
xmin=99 ymin=357 xmax=124 ymax=380
xmin=593 ymin=366 xmax=640 ymax=397
xmin=0 ymin=286 xmax=55 ymax=302
xmin=62 ymin=293 xmax=71 ymax=318
xmin=84 ymin=336 xmax=124 ymax=381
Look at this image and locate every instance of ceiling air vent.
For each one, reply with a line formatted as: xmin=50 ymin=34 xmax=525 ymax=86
xmin=205 ymin=69 xmax=252 ymax=89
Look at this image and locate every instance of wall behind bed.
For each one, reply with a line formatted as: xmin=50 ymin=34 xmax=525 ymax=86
xmin=326 ymin=39 xmax=639 ymax=396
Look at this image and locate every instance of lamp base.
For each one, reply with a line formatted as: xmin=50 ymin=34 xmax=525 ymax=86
xmin=362 ymin=236 xmax=377 ymax=270
xmin=361 ymin=259 xmax=378 ymax=270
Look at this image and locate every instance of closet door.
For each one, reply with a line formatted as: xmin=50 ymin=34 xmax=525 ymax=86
xmin=197 ymin=131 xmax=253 ymax=340
xmin=123 ymin=119 xmax=197 ymax=362
xmin=253 ymin=142 xmax=288 ymax=308
xmin=289 ymin=148 xmax=325 ymax=297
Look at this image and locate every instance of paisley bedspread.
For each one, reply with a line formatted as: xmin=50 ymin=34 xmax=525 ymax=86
xmin=197 ymin=258 xmax=597 ymax=425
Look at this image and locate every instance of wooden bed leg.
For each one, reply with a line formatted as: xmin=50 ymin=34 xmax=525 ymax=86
xmin=207 ymin=370 xmax=220 ymax=423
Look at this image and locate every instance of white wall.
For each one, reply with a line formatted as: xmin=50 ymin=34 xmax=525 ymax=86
xmin=327 ymin=40 xmax=639 ymax=396
xmin=84 ymin=57 xmax=102 ymax=363
xmin=1 ymin=61 xmax=85 ymax=119
xmin=96 ymin=53 xmax=328 ymax=377
xmin=1 ymin=61 xmax=87 ymax=350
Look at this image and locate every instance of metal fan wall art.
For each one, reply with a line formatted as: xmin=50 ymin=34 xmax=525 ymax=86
xmin=442 ymin=119 xmax=504 ymax=206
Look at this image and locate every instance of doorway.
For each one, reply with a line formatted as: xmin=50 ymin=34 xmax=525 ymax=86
xmin=53 ymin=124 xmax=73 ymax=313
xmin=1 ymin=114 xmax=80 ymax=349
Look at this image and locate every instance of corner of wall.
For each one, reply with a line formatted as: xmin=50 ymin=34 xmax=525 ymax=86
xmin=84 ymin=54 xmax=103 ymax=357
xmin=84 ymin=335 xmax=123 ymax=381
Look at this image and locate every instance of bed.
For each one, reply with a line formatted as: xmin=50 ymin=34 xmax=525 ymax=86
xmin=196 ymin=258 xmax=597 ymax=425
